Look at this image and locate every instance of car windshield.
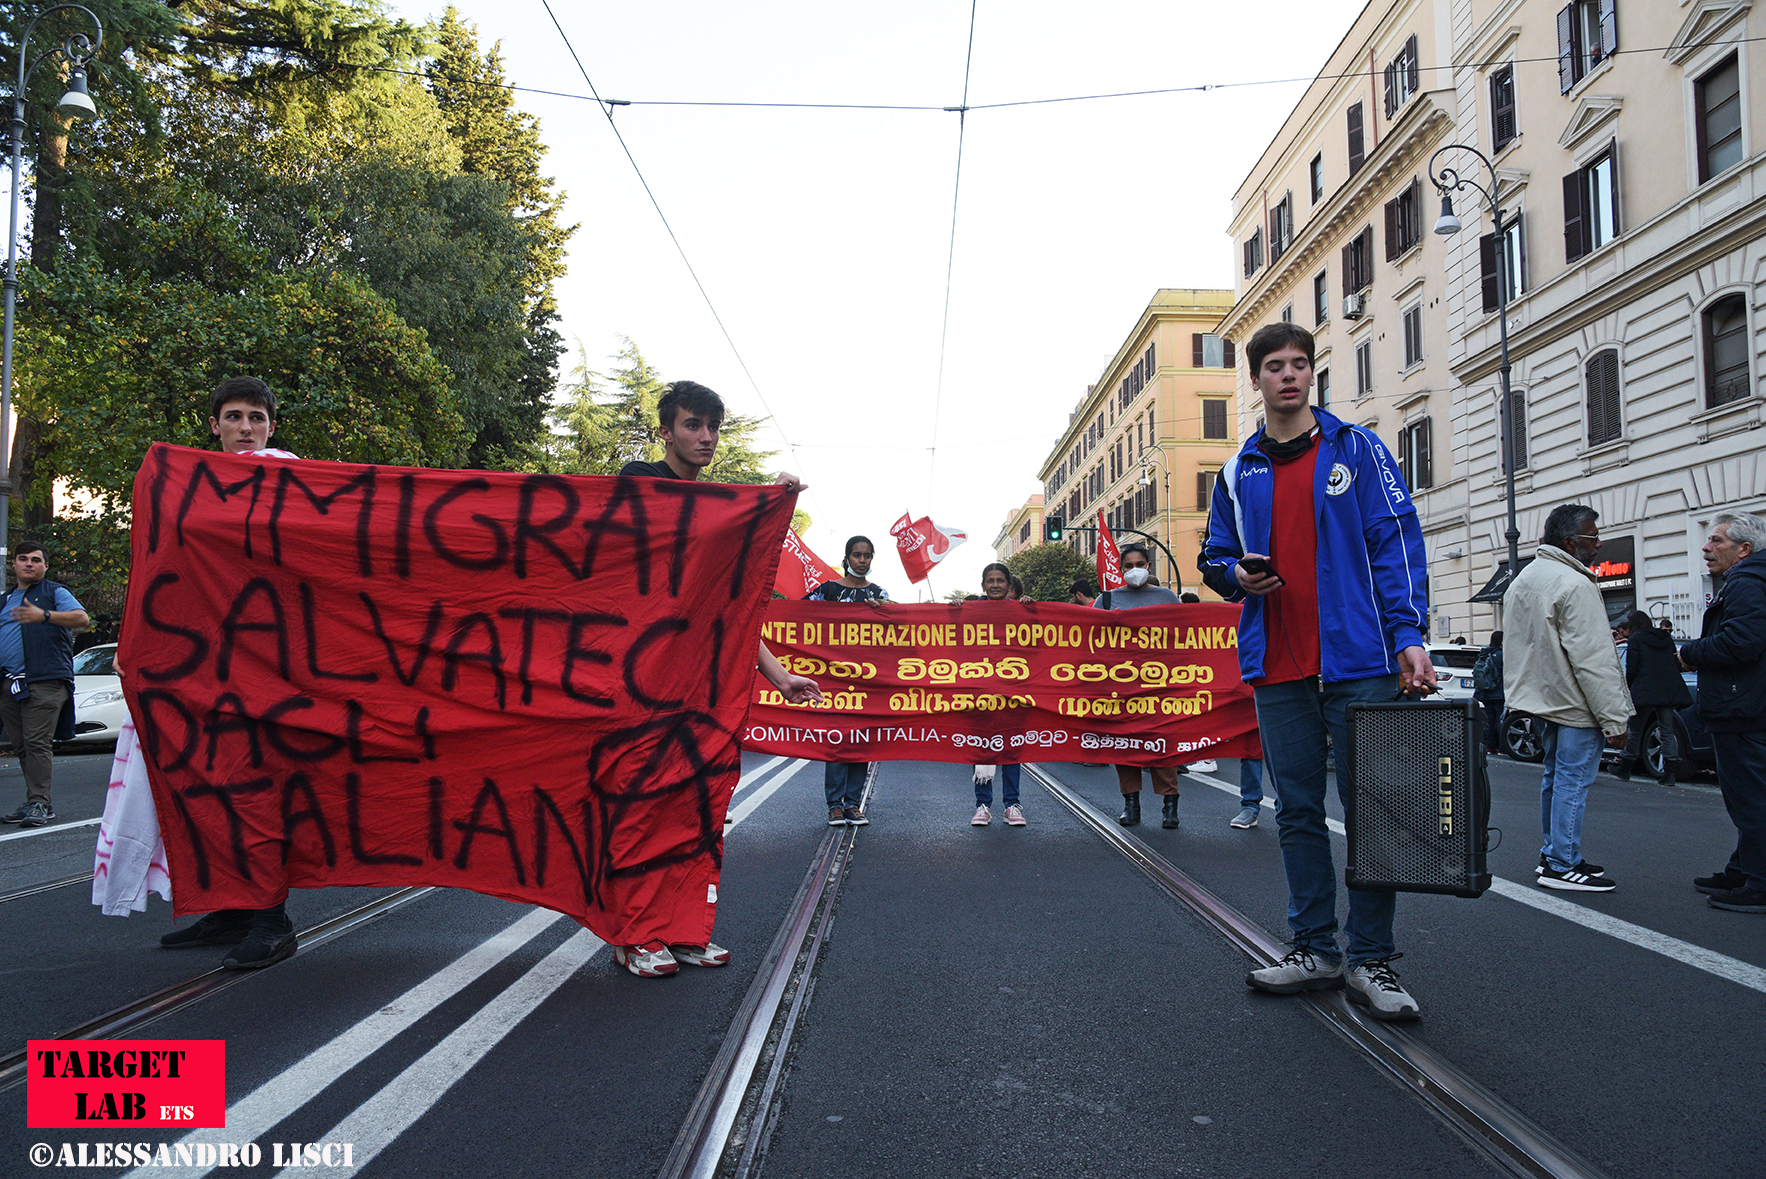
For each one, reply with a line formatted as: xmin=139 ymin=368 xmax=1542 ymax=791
xmin=1431 ymin=648 xmax=1479 ymax=670
xmin=72 ymin=647 xmax=116 ymax=676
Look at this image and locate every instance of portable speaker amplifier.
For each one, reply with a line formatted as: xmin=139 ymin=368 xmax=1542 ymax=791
xmin=1344 ymin=699 xmax=1490 ymax=898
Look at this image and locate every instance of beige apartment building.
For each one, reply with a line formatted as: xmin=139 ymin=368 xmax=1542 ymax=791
xmin=992 ymin=495 xmax=1045 ymax=563
xmin=1222 ymin=0 xmax=1766 ymax=640
xmin=1036 ymin=289 xmax=1244 ymax=600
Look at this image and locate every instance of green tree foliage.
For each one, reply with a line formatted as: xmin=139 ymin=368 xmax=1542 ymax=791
xmin=543 ymin=339 xmax=781 ymax=485
xmin=1007 ymin=544 xmax=1096 ymax=602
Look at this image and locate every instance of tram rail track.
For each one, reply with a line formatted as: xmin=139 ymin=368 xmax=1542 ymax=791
xmin=0 ymin=869 xmax=91 ymax=904
xmin=1028 ymin=762 xmax=1611 ymax=1179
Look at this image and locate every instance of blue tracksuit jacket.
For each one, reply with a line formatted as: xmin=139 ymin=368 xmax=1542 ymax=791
xmin=1197 ymin=407 xmax=1429 ymax=683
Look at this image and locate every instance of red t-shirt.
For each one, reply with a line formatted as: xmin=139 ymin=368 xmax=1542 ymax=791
xmin=1254 ymin=444 xmax=1322 ymax=685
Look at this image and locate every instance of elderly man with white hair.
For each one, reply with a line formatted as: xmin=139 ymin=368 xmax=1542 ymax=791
xmin=1679 ymin=512 xmax=1766 ymax=914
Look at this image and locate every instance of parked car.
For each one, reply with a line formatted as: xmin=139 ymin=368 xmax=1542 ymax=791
xmin=1502 ymin=657 xmax=1715 ymax=779
xmin=67 ymin=643 xmax=127 ymax=746
xmin=1427 ymin=643 xmax=1479 ymax=702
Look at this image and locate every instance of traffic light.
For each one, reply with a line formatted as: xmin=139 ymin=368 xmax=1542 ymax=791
xmin=1044 ymin=514 xmax=1064 ymax=542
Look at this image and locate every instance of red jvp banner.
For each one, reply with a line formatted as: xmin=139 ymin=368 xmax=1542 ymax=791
xmin=1096 ymin=510 xmax=1124 ymax=592
xmin=121 ymin=444 xmax=793 ymax=947
xmin=744 ymin=601 xmax=1259 ymax=765
xmin=890 ymin=512 xmax=968 ymax=584
xmin=775 ymin=529 xmax=841 ymax=599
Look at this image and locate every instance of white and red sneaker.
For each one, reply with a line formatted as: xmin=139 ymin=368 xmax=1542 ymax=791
xmin=614 ymin=942 xmax=679 ymax=978
xmin=668 ymin=942 xmax=731 ymax=968
xmin=971 ymin=805 xmax=991 ymax=826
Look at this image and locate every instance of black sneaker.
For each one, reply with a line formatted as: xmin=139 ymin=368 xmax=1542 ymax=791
xmin=1539 ymin=865 xmax=1617 ymax=892
xmin=1706 ymin=887 xmax=1766 ymax=914
xmin=842 ymin=807 xmax=869 ymax=826
xmin=16 ymin=800 xmax=53 ymax=828
xmin=221 ymin=917 xmax=298 ymax=970
xmin=827 ymin=806 xmax=847 ymax=827
xmin=1537 ymin=855 xmax=1606 ymax=877
xmin=160 ymin=910 xmax=254 ymax=948
xmin=0 ymin=803 xmax=27 ymax=823
xmin=1695 ymin=868 xmax=1747 ymax=895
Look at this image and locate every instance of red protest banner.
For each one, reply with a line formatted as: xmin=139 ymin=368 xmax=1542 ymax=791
xmin=774 ymin=529 xmax=841 ymax=599
xmin=744 ymin=600 xmax=1259 ymax=765
xmin=121 ymin=444 xmax=794 ymax=948
xmin=27 ymin=1040 xmax=225 ymax=1129
xmin=889 ymin=512 xmax=968 ymax=584
xmin=1096 ymin=510 xmax=1124 ymax=592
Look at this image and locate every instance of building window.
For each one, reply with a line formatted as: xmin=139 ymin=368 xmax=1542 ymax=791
xmin=1196 ymin=469 xmax=1218 ymax=513
xmin=1490 ymin=66 xmax=1518 ymax=152
xmin=1019 ymin=521 xmax=1031 ymax=544
xmin=1343 ymin=225 xmax=1374 ymax=295
xmin=1696 ymin=54 xmax=1743 ymax=183
xmin=1479 ymin=213 xmax=1527 ymax=311
xmin=1355 ymin=341 xmax=1374 ymax=398
xmin=1310 ymin=153 xmax=1324 ymax=203
xmin=1558 ymin=0 xmax=1618 ymax=94
xmin=1202 ymin=400 xmax=1229 ymax=440
xmin=1705 ymin=294 xmax=1750 ymax=408
xmin=1402 ymin=305 xmax=1424 ymax=369
xmin=1347 ymin=102 xmax=1365 ymax=176
xmin=1563 ymin=143 xmax=1619 ymax=263
xmin=1504 ymin=387 xmax=1529 ymax=471
xmin=1243 ymin=228 xmax=1264 ymax=278
xmin=1313 ymin=270 xmax=1329 ymax=326
xmin=1192 ymin=333 xmax=1235 ymax=368
xmin=1399 ymin=417 xmax=1433 ymax=489
xmin=1383 ymin=34 xmax=1419 ymax=118
xmin=1270 ymin=194 xmax=1293 ymax=263
xmin=1585 ymin=349 xmax=1622 ymax=446
xmin=1280 ymin=303 xmax=1293 ymax=324
xmin=1384 ymin=177 xmax=1423 ymax=260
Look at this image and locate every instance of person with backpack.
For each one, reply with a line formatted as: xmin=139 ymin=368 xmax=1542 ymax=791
xmin=1472 ymin=633 xmax=1505 ymax=756
xmin=1613 ymin=610 xmax=1693 ymax=785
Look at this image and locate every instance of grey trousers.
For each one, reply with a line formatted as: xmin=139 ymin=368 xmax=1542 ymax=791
xmin=0 ymin=679 xmax=70 ymax=805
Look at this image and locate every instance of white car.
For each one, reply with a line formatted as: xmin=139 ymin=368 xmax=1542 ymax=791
xmin=1427 ymin=643 xmax=1480 ymax=702
xmin=68 ymin=643 xmax=127 ymax=745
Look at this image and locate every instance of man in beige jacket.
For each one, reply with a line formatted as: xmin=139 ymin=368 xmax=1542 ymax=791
xmin=1504 ymin=504 xmax=1635 ymax=892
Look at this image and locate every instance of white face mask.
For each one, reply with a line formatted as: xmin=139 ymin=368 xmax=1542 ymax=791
xmin=1122 ymin=566 xmax=1150 ymax=588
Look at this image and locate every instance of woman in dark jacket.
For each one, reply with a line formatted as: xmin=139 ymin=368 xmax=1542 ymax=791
xmin=1615 ymin=610 xmax=1694 ymax=784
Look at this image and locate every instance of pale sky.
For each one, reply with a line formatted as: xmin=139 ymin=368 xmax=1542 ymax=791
xmin=393 ymin=2 xmax=1363 ymax=595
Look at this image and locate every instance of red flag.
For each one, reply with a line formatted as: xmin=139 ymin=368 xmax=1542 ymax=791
xmin=775 ymin=529 xmax=842 ymax=598
xmin=890 ymin=513 xmax=968 ymax=584
xmin=1096 ymin=510 xmax=1124 ymax=592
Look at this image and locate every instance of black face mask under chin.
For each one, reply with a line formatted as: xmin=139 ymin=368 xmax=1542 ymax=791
xmin=1258 ymin=426 xmax=1320 ymax=463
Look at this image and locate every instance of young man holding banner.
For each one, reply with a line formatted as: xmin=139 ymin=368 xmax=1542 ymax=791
xmin=1200 ymin=322 xmax=1434 ymax=1022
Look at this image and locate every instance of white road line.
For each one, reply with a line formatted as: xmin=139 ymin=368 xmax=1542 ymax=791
xmin=0 ymin=816 xmax=100 ymax=843
xmin=270 ymin=929 xmax=606 ymax=1177
xmin=126 ymin=757 xmax=811 ymax=1179
xmin=731 ymin=755 xmax=789 ymax=799
xmin=1184 ymin=769 xmax=1766 ymax=995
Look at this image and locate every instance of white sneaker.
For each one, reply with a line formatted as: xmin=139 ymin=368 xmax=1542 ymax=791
xmin=971 ymin=805 xmax=991 ymax=826
xmin=1003 ymin=804 xmax=1026 ymax=826
xmin=1246 ymin=946 xmax=1344 ymax=993
xmin=1186 ymin=759 xmax=1218 ymax=773
xmin=613 ymin=942 xmax=679 ymax=978
xmin=1345 ymin=956 xmax=1420 ymax=1021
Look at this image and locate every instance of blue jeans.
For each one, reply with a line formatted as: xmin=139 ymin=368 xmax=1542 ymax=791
xmin=1538 ymin=723 xmax=1605 ymax=871
xmin=824 ymin=762 xmax=868 ymax=809
xmin=1238 ymin=758 xmax=1263 ymax=805
xmin=975 ymin=764 xmax=1020 ymax=808
xmin=1253 ymin=674 xmax=1398 ymax=966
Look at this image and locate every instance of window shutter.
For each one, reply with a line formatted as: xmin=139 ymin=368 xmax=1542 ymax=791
xmin=1384 ymin=60 xmax=1397 ymax=118
xmin=1557 ymin=4 xmax=1576 ymax=92
xmin=1510 ymin=388 xmax=1528 ymax=469
xmin=1342 ymin=243 xmax=1355 ymax=296
xmin=1419 ymin=417 xmax=1433 ymax=488
xmin=1384 ymin=197 xmax=1400 ymax=261
xmin=1598 ymin=0 xmax=1617 ymax=57
xmin=1196 ymin=471 xmax=1210 ymax=513
xmin=1585 ymin=359 xmax=1602 ymax=446
xmin=1479 ymin=233 xmax=1500 ymax=313
xmin=1405 ymin=34 xmax=1419 ymax=95
xmin=1607 ymin=138 xmax=1621 ymax=236
xmin=1223 ymin=339 xmax=1235 ymax=369
xmin=1491 ymin=69 xmax=1516 ymax=150
xmin=1193 ymin=333 xmax=1204 ymax=367
xmin=1601 ymin=352 xmax=1621 ymax=442
xmin=1146 ymin=480 xmax=1156 ymax=514
xmin=1515 ymin=212 xmax=1528 ymax=293
xmin=1348 ymin=103 xmax=1365 ymax=174
xmin=1563 ymin=171 xmax=1588 ymax=263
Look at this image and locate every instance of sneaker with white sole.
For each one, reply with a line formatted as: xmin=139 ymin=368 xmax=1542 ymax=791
xmin=1003 ymin=804 xmax=1026 ymax=826
xmin=1230 ymin=805 xmax=1260 ymax=829
xmin=827 ymin=806 xmax=848 ymax=827
xmin=971 ymin=805 xmax=991 ymax=826
xmin=1346 ymin=955 xmax=1420 ymax=1021
xmin=1246 ymin=946 xmax=1345 ymax=993
xmin=668 ymin=942 xmax=731 ymax=967
xmin=614 ymin=942 xmax=679 ymax=977
xmin=1186 ymin=759 xmax=1218 ymax=773
xmin=842 ymin=807 xmax=869 ymax=826
xmin=1536 ymin=854 xmax=1605 ymax=876
xmin=1538 ymin=865 xmax=1617 ymax=891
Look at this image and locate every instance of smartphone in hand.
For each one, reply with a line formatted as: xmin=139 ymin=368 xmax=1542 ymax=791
xmin=1239 ymin=556 xmax=1283 ymax=581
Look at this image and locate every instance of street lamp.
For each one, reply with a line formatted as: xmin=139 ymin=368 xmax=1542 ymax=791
xmin=1429 ymin=142 xmax=1522 ymax=595
xmin=1137 ymin=450 xmax=1171 ymax=587
xmin=1 ymin=4 xmax=103 ymax=561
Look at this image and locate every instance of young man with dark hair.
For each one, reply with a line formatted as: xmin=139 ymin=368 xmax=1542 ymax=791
xmin=0 ymin=541 xmax=89 ymax=828
xmin=1069 ymin=581 xmax=1096 ymax=607
xmin=1200 ymin=321 xmax=1434 ymax=1020
xmin=614 ymin=378 xmax=824 ymax=977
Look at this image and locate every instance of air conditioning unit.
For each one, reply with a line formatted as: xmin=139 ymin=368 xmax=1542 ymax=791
xmin=1343 ymin=292 xmax=1368 ymax=319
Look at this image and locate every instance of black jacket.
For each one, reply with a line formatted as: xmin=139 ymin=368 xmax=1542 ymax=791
xmin=1625 ymin=627 xmax=1693 ymax=710
xmin=1681 ymin=551 xmax=1766 ymax=730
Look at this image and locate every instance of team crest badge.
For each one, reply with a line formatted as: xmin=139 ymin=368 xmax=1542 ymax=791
xmin=1325 ymin=463 xmax=1353 ymax=496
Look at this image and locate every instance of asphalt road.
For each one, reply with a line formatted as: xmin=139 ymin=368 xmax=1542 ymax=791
xmin=1 ymin=747 xmax=1761 ymax=1178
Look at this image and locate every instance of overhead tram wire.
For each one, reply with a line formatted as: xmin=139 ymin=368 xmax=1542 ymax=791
xmin=924 ymin=0 xmax=979 ymax=510
xmin=536 ymin=1 xmax=825 ymax=523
